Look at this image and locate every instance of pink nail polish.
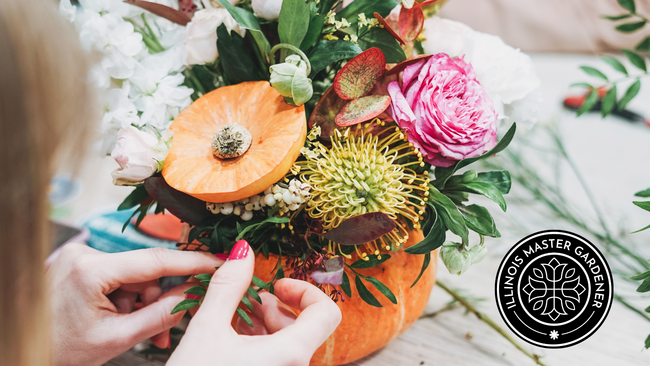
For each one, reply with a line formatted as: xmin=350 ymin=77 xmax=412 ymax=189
xmin=185 ymin=294 xmax=202 ymax=300
xmin=229 ymin=239 xmax=249 ymax=260
xmin=214 ymin=253 xmax=228 ymax=260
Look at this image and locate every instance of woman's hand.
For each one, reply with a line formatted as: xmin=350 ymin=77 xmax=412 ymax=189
xmin=168 ymin=240 xmax=342 ymax=366
xmin=48 ymin=243 xmax=224 ymax=366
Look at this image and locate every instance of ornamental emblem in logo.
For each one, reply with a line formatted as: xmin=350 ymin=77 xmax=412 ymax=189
xmin=495 ymin=230 xmax=613 ymax=348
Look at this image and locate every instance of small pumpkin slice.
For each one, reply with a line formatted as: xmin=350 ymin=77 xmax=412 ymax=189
xmin=163 ymin=81 xmax=307 ymax=203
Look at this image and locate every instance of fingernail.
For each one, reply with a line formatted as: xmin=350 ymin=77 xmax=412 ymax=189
xmin=185 ymin=294 xmax=202 ymax=300
xmin=229 ymin=239 xmax=249 ymax=260
xmin=166 ymin=333 xmax=171 ymax=349
xmin=214 ymin=253 xmax=228 ymax=260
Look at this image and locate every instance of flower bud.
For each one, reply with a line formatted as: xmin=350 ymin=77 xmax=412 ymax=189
xmin=469 ymin=244 xmax=488 ymax=264
xmin=220 ymin=202 xmax=234 ymax=215
xmin=440 ymin=241 xmax=471 ymax=275
xmin=269 ymin=55 xmax=313 ymax=106
xmin=252 ymin=0 xmax=283 ymax=21
xmin=462 ymin=170 xmax=478 ymax=182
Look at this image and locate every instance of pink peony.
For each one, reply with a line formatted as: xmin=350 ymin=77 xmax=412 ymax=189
xmin=387 ymin=53 xmax=497 ymax=167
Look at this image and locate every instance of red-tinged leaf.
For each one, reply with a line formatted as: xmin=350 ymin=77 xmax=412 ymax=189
xmin=144 ymin=177 xmax=211 ymax=226
xmin=333 ymin=48 xmax=386 ymax=100
xmin=373 ymin=12 xmax=405 ymax=45
xmin=178 ymin=0 xmax=197 ymax=18
xmin=399 ymin=6 xmax=424 ymax=42
xmin=123 ymin=0 xmax=191 ymax=25
xmin=319 ymin=212 xmax=397 ymax=245
xmin=385 ymin=54 xmax=431 ymax=75
xmin=335 ymin=95 xmax=391 ymax=127
xmin=414 ymin=0 xmax=441 ymax=8
xmin=308 ymin=87 xmax=347 ymax=138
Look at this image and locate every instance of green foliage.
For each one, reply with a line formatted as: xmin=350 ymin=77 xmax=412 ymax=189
xmin=619 ymin=79 xmax=641 ymax=109
xmin=410 ymin=252 xmax=431 ymax=288
xmin=617 ymin=0 xmax=636 ymax=14
xmin=170 ymin=299 xmax=200 ymax=314
xmin=349 ymin=254 xmax=391 ymax=269
xmin=405 ymin=213 xmax=445 ymax=254
xmin=357 ymin=28 xmax=407 ymax=63
xmin=601 ymin=55 xmax=628 ymax=75
xmin=616 ymin=21 xmax=646 ymax=33
xmin=354 ymin=274 xmax=382 ymax=307
xmin=215 ymin=0 xmax=271 ymax=63
xmin=601 ymin=86 xmax=618 ymax=117
xmin=278 ymin=0 xmax=311 ymax=49
xmin=577 ymin=89 xmax=598 ymax=116
xmin=309 ymin=40 xmax=362 ymax=77
xmin=118 ymin=185 xmax=150 ymax=211
xmin=341 ymin=272 xmax=352 ymax=297
xmin=580 ymin=66 xmax=609 ymax=81
xmin=624 ymin=49 xmax=647 ymax=71
xmin=216 ymin=24 xmax=262 ymax=84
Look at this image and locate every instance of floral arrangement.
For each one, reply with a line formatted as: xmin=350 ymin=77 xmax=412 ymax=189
xmin=61 ymin=0 xmax=540 ymax=313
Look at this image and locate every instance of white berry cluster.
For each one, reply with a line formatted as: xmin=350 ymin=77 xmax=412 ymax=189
xmin=205 ymin=179 xmax=311 ymax=220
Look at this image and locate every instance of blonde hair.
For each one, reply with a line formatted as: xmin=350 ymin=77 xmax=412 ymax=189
xmin=0 ymin=0 xmax=95 ymax=364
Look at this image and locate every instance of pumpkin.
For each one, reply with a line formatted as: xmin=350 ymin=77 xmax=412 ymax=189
xmin=162 ymin=81 xmax=307 ymax=203
xmin=253 ymin=229 xmax=437 ymax=366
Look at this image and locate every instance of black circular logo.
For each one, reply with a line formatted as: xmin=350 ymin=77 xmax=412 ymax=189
xmin=495 ymin=230 xmax=613 ymax=348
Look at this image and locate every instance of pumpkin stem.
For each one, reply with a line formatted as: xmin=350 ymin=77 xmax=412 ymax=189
xmin=212 ymin=123 xmax=252 ymax=159
xmin=269 ymin=43 xmax=312 ymax=76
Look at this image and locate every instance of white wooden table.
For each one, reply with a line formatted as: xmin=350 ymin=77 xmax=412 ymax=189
xmin=58 ymin=54 xmax=650 ymax=366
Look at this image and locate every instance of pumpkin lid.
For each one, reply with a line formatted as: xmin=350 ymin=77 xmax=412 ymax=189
xmin=162 ymin=81 xmax=307 ymax=203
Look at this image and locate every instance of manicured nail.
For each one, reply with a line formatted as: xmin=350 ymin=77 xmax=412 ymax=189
xmin=185 ymin=294 xmax=202 ymax=300
xmin=214 ymin=253 xmax=228 ymax=260
xmin=229 ymin=239 xmax=249 ymax=260
xmin=166 ymin=333 xmax=171 ymax=349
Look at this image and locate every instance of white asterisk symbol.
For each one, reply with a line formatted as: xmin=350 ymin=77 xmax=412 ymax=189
xmin=549 ymin=330 xmax=559 ymax=340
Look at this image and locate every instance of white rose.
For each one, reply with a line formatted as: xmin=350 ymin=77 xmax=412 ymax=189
xmin=111 ymin=126 xmax=172 ymax=185
xmin=183 ymin=8 xmax=245 ymax=65
xmin=421 ymin=16 xmax=541 ymax=128
xmin=252 ymin=0 xmax=283 ymax=21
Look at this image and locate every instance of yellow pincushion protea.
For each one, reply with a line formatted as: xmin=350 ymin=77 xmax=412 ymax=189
xmin=294 ymin=122 xmax=430 ymax=257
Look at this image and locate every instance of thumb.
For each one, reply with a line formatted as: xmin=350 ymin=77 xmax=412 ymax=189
xmin=193 ymin=240 xmax=254 ymax=328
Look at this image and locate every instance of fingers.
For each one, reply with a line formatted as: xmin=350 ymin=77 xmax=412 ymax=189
xmin=107 ymin=289 xmax=138 ymax=314
xmin=236 ymin=312 xmax=270 ymax=336
xmin=100 ymin=248 xmax=224 ymax=285
xmin=269 ymin=279 xmax=342 ymax=353
xmin=250 ymin=291 xmax=298 ymax=334
xmin=192 ymin=240 xmax=254 ymax=329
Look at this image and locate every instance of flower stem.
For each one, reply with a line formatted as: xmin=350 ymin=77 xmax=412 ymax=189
xmin=435 ymin=280 xmax=548 ymax=366
xmin=269 ymin=43 xmax=312 ymax=76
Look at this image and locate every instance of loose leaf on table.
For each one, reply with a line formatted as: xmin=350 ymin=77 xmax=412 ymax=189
xmin=429 ymin=187 xmax=469 ymax=244
xmin=405 ymin=211 xmax=446 ymax=254
xmin=475 ymin=171 xmax=512 ymax=194
xmin=616 ymin=21 xmax=646 ymax=33
xmin=357 ymin=27 xmax=407 ymax=63
xmin=635 ymin=188 xmax=650 ymax=197
xmin=308 ymin=40 xmax=362 ymax=77
xmin=349 ymin=254 xmax=392 ymax=269
xmin=355 ymin=275 xmax=382 ymax=307
xmin=398 ymin=5 xmax=424 ymax=42
xmin=577 ymin=89 xmax=599 ymax=116
xmin=341 ymin=271 xmax=352 ymax=297
xmin=601 ymin=56 xmax=628 ymax=75
xmin=432 ymin=123 xmax=516 ymax=189
xmin=318 ymin=212 xmax=396 ymax=245
xmin=216 ymin=25 xmax=261 ymax=84
xmin=410 ymin=252 xmax=430 ymax=288
xmin=144 ymin=177 xmax=211 ymax=226
xmin=333 ymin=48 xmax=386 ymax=100
xmin=124 ymin=0 xmax=191 ymax=25
xmin=619 ymin=79 xmax=641 ymax=109
xmin=445 ymin=181 xmax=507 ymax=211
xmin=170 ymin=299 xmax=200 ymax=314
xmin=601 ymin=86 xmax=618 ymax=117
xmin=373 ymin=12 xmax=406 ymax=45
xmin=215 ymin=0 xmax=271 ymax=63
xmin=364 ymin=276 xmax=397 ymax=304
xmin=579 ymin=66 xmax=608 ymax=81
xmin=457 ymin=204 xmax=500 ymax=238
xmin=118 ymin=185 xmax=150 ymax=210
xmin=623 ymin=49 xmax=647 ymax=72
xmin=335 ymin=95 xmax=391 ymax=126
xmin=308 ymin=86 xmax=348 ymax=138
xmin=278 ymin=0 xmax=310 ymax=48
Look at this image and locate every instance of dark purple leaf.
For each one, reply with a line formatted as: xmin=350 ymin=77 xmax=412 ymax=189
xmin=310 ymin=267 xmax=344 ymax=285
xmin=319 ymin=212 xmax=396 ymax=245
xmin=144 ymin=177 xmax=210 ymax=226
xmin=308 ymin=86 xmax=347 ymax=138
xmin=123 ymin=0 xmax=191 ymax=25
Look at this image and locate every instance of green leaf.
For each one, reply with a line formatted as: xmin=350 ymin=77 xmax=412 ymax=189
xmin=475 ymin=171 xmax=512 ymax=194
xmin=577 ymin=89 xmax=599 ymax=116
xmin=630 ymin=270 xmax=650 ymax=281
xmin=632 ymin=223 xmax=650 ymax=233
xmin=341 ymin=271 xmax=352 ymax=297
xmin=623 ymin=49 xmax=647 ymax=72
xmin=429 ymin=187 xmax=469 ymax=244
xmin=601 ymin=86 xmax=618 ymax=117
xmin=601 ymin=56 xmax=628 ymax=75
xmin=308 ymin=40 xmax=362 ymax=77
xmin=184 ymin=286 xmax=207 ymax=297
xmin=570 ymin=82 xmax=594 ymax=89
xmin=645 ymin=305 xmax=650 ymax=312
xmin=252 ymin=275 xmax=270 ymax=289
xmin=635 ymin=188 xmax=650 ymax=197
xmin=457 ymin=204 xmax=500 ymax=238
xmin=617 ymin=0 xmax=635 ymax=14
xmin=200 ymin=279 xmax=210 ymax=287
xmin=602 ymin=14 xmax=633 ymax=21
xmin=410 ymin=252 xmax=431 ymax=288
xmin=170 ymin=299 xmax=200 ymax=315
xmin=364 ymin=276 xmax=397 ymax=304
xmin=357 ymin=27 xmax=407 ymax=63
xmin=215 ymin=0 xmax=271 ymax=62
xmin=636 ymin=36 xmax=650 ymax=51
xmin=355 ymin=275 xmax=382 ymax=307
xmin=247 ymin=286 xmax=262 ymax=305
xmin=446 ymin=181 xmax=507 ymax=211
xmin=278 ymin=0 xmax=311 ymax=48
xmin=619 ymin=79 xmax=641 ymax=109
xmin=350 ymin=254 xmax=391 ymax=269
xmin=432 ymin=123 xmax=516 ymax=189
xmin=405 ymin=212 xmax=445 ymax=254
xmin=300 ymin=2 xmax=325 ymax=51
xmin=633 ymin=201 xmax=650 ymax=212
xmin=118 ymin=185 xmax=149 ymax=211
xmin=645 ymin=334 xmax=650 ymax=349
xmin=216 ymin=24 xmax=260 ymax=85
xmin=579 ymin=66 xmax=608 ymax=81
xmin=637 ymin=278 xmax=650 ymax=293
xmin=241 ymin=294 xmax=254 ymax=311
xmin=616 ymin=21 xmax=646 ymax=33
xmin=195 ymin=273 xmax=212 ymax=281
xmin=236 ymin=307 xmax=254 ymax=327
xmin=337 ymin=0 xmax=398 ymax=20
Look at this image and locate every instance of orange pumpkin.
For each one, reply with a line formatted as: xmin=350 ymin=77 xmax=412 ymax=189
xmin=162 ymin=81 xmax=307 ymax=203
xmin=253 ymin=230 xmax=437 ymax=366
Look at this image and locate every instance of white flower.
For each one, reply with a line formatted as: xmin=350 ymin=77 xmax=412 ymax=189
xmin=79 ymin=0 xmax=143 ymax=19
xmin=204 ymin=0 xmax=241 ymax=8
xmin=183 ymin=8 xmax=245 ymax=65
xmin=59 ymin=0 xmax=77 ymax=22
xmin=421 ymin=16 xmax=541 ymax=128
xmin=111 ymin=126 xmax=172 ymax=185
xmin=100 ymin=82 xmax=141 ymax=154
xmin=252 ymin=0 xmax=283 ymax=21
